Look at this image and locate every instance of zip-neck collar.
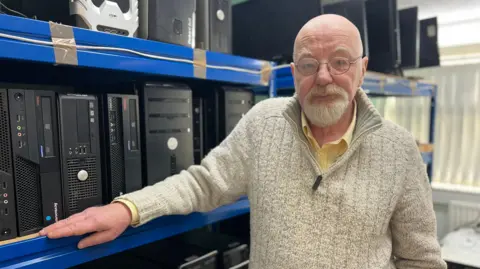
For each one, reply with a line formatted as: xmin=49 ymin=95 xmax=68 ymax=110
xmin=282 ymin=88 xmax=384 ymax=178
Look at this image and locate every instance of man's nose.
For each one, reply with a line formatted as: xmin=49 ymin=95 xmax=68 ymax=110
xmin=315 ymin=64 xmax=333 ymax=86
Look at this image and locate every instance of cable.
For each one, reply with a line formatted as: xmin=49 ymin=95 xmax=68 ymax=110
xmin=0 ymin=31 xmax=288 ymax=76
xmin=0 ymin=1 xmax=28 ymax=18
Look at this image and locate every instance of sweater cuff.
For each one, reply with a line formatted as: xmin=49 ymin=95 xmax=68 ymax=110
xmin=112 ymin=198 xmax=140 ymax=226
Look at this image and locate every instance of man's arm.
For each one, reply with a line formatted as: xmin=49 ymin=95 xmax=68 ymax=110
xmin=391 ymin=141 xmax=447 ymax=269
xmin=114 ymin=106 xmax=256 ymax=226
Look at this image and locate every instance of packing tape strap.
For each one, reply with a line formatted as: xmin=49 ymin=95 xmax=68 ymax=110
xmin=193 ymin=49 xmax=207 ymax=79
xmin=260 ymin=62 xmax=272 ymax=86
xmin=49 ymin=22 xmax=78 ymax=66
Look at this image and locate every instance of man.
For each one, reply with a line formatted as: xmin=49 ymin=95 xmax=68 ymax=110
xmin=41 ymin=15 xmax=446 ymax=269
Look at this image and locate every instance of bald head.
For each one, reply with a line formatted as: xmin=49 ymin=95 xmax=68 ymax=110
xmin=293 ymin=14 xmax=363 ymax=62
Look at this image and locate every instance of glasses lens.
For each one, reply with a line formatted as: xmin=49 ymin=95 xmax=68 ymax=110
xmin=297 ymin=58 xmax=318 ymax=76
xmin=330 ymin=57 xmax=350 ymax=74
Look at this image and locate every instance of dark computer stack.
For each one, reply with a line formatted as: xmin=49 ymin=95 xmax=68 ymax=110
xmin=192 ymin=86 xmax=254 ymax=164
xmin=139 ymin=83 xmax=195 ymax=186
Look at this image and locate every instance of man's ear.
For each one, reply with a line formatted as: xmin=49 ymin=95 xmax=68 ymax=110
xmin=290 ymin=62 xmax=295 ymax=77
xmin=358 ymin=57 xmax=369 ymax=88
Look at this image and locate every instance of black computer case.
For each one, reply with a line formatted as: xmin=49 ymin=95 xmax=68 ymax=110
xmin=216 ymin=87 xmax=254 ymax=141
xmin=139 ymin=0 xmax=196 ymax=48
xmin=419 ymin=17 xmax=440 ymax=68
xmin=140 ymin=83 xmax=194 ymax=186
xmin=7 ymin=88 xmax=65 ymax=237
xmin=58 ymin=94 xmax=103 ymax=217
xmin=196 ymin=0 xmax=232 ymax=53
xmin=99 ymin=94 xmax=143 ymax=203
xmin=192 ymin=97 xmax=204 ymax=165
xmin=0 ymin=89 xmax=18 ymax=241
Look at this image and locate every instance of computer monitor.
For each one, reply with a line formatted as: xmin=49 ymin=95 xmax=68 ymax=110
xmin=419 ymin=17 xmax=440 ymax=68
xmin=399 ymin=7 xmax=420 ymax=69
xmin=365 ymin=0 xmax=401 ymax=74
xmin=232 ymin=0 xmax=322 ymax=62
xmin=322 ymin=0 xmax=369 ymax=57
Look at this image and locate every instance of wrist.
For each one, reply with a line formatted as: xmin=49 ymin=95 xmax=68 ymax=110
xmin=112 ymin=199 xmax=140 ymax=226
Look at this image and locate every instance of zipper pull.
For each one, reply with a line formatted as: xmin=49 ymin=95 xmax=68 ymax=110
xmin=312 ymin=175 xmax=323 ymax=191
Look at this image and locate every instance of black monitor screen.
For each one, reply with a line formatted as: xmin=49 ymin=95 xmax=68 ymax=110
xmin=232 ymin=0 xmax=322 ymax=62
xmin=399 ymin=7 xmax=420 ymax=69
xmin=419 ymin=17 xmax=440 ymax=68
xmin=322 ymin=0 xmax=369 ymax=57
xmin=365 ymin=0 xmax=401 ymax=74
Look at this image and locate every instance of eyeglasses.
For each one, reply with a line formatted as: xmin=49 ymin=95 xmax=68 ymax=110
xmin=294 ymin=56 xmax=362 ymax=76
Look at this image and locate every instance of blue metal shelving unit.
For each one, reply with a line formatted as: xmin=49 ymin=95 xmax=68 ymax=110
xmin=0 ymin=13 xmax=263 ymax=269
xmin=271 ymin=66 xmax=437 ymax=178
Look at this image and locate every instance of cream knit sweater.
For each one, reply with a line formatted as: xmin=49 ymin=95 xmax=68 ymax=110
xmin=117 ymin=89 xmax=446 ymax=269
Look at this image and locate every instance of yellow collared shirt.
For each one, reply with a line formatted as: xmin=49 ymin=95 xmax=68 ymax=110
xmin=301 ymin=102 xmax=357 ymax=171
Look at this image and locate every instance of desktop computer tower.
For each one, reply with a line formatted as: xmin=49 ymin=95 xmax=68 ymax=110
xmin=216 ymin=87 xmax=254 ymax=141
xmin=70 ymin=0 xmax=140 ymax=37
xmin=58 ymin=94 xmax=103 ymax=217
xmin=0 ymin=86 xmax=64 ymax=240
xmin=140 ymin=83 xmax=194 ymax=186
xmin=139 ymin=0 xmax=196 ymax=48
xmin=192 ymin=97 xmax=204 ymax=165
xmin=99 ymin=94 xmax=143 ymax=202
xmin=196 ymin=0 xmax=232 ymax=53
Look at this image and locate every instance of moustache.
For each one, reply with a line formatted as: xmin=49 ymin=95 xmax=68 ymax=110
xmin=308 ymin=85 xmax=347 ymax=99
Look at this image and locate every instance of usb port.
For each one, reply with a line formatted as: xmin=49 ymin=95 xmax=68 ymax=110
xmin=16 ymin=115 xmax=21 ymax=122
xmin=18 ymin=141 xmax=22 ymax=148
xmin=1 ymin=182 xmax=6 ymax=190
xmin=4 ymin=208 xmax=8 ymax=215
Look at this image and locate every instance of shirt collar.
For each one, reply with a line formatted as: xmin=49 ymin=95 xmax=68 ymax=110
xmin=301 ymin=100 xmax=357 ymax=147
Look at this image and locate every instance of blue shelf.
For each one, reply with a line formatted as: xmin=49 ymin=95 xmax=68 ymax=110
xmin=0 ymin=14 xmax=270 ymax=87
xmin=274 ymin=66 xmax=436 ymax=97
xmin=0 ymin=199 xmax=250 ymax=269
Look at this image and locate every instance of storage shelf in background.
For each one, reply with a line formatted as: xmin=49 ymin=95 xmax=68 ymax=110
xmin=0 ymin=199 xmax=250 ymax=269
xmin=0 ymin=14 xmax=271 ymax=87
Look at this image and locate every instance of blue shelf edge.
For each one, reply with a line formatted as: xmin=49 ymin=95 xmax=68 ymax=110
xmin=0 ymin=14 xmax=270 ymax=87
xmin=0 ymin=199 xmax=250 ymax=269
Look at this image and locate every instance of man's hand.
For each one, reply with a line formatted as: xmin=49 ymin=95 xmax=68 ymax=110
xmin=39 ymin=203 xmax=132 ymax=249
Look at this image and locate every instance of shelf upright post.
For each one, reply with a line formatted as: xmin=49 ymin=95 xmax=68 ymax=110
xmin=269 ymin=62 xmax=278 ymax=98
xmin=428 ymin=84 xmax=438 ymax=182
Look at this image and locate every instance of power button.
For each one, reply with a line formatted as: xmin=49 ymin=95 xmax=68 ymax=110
xmin=1 ymin=228 xmax=11 ymax=236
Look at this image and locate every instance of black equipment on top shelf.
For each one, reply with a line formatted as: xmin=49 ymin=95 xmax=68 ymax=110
xmin=99 ymin=94 xmax=143 ymax=203
xmin=58 ymin=94 xmax=103 ymax=217
xmin=399 ymin=6 xmax=420 ymax=69
xmin=419 ymin=17 xmax=440 ymax=68
xmin=196 ymin=0 xmax=233 ymax=53
xmin=1 ymin=0 xmax=139 ymax=37
xmin=139 ymin=0 xmax=196 ymax=48
xmin=140 ymin=83 xmax=194 ymax=186
xmin=232 ymin=0 xmax=322 ymax=62
xmin=321 ymin=0 xmax=369 ymax=58
xmin=365 ymin=0 xmax=401 ymax=74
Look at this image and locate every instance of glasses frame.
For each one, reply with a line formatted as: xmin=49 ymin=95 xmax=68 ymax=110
xmin=294 ymin=56 xmax=363 ymax=76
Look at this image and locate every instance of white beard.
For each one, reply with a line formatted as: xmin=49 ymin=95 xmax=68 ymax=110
xmin=301 ymin=84 xmax=350 ymax=128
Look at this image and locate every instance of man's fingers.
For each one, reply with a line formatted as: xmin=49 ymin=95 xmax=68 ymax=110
xmin=39 ymin=213 xmax=87 ymax=236
xmin=47 ymin=219 xmax=98 ymax=239
xmin=77 ymin=230 xmax=117 ymax=249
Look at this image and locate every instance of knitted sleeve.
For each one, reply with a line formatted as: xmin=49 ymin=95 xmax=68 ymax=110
xmin=115 ymin=104 xmax=257 ymax=226
xmin=391 ymin=138 xmax=447 ymax=269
